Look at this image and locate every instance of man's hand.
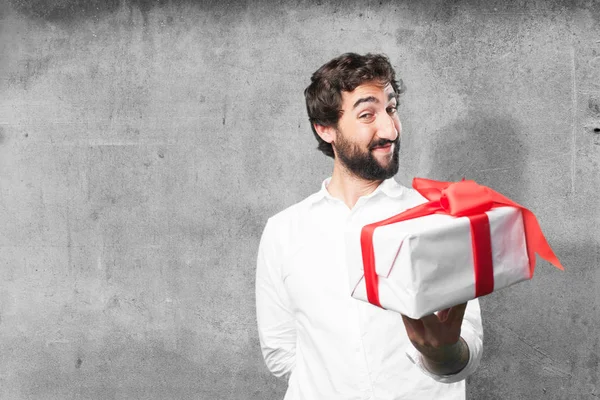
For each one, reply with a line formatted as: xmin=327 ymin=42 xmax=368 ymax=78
xmin=401 ymin=302 xmax=470 ymax=375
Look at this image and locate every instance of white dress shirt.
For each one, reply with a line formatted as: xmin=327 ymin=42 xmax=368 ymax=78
xmin=256 ymin=178 xmax=483 ymax=400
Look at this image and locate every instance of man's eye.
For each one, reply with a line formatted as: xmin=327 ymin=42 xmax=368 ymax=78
xmin=387 ymin=106 xmax=398 ymax=114
xmin=359 ymin=113 xmax=373 ymax=119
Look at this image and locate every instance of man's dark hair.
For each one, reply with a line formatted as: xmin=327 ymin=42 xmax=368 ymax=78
xmin=304 ymin=53 xmax=402 ymax=158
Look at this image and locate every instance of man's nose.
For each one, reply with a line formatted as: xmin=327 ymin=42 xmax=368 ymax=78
xmin=377 ymin=113 xmax=399 ymax=141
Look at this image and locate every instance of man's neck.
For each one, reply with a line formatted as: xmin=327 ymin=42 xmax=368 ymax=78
xmin=326 ymin=162 xmax=384 ymax=209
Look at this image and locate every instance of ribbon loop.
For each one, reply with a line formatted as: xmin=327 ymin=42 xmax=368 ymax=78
xmin=412 ymin=177 xmax=451 ymax=201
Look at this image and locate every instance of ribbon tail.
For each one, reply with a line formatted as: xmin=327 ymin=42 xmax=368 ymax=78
xmin=488 ymin=189 xmax=564 ymax=274
xmin=521 ymin=209 xmax=565 ymax=275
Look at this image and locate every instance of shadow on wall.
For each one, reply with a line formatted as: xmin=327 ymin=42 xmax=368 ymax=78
xmin=423 ymin=110 xmax=527 ymax=199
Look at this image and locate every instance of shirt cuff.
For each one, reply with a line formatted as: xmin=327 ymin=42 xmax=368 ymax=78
xmin=405 ymin=331 xmax=482 ymax=384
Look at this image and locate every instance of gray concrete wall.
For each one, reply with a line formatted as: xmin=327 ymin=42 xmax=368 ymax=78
xmin=0 ymin=0 xmax=598 ymax=398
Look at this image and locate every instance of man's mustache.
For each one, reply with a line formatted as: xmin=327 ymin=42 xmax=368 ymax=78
xmin=369 ymin=137 xmax=400 ymax=151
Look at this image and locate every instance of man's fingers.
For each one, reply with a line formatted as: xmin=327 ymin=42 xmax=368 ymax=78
xmin=402 ymin=304 xmax=467 ymax=348
xmin=401 ymin=314 xmax=424 ymax=337
xmin=447 ymin=302 xmax=468 ymax=324
xmin=401 ymin=314 xmax=418 ymax=329
xmin=420 ymin=313 xmax=441 ymax=331
xmin=436 ymin=308 xmax=451 ymax=322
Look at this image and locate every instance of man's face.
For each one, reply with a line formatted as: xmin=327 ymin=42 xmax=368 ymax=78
xmin=332 ymin=81 xmax=401 ymax=181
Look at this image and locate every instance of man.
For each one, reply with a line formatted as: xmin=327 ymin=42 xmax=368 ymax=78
xmin=256 ymin=53 xmax=483 ymax=399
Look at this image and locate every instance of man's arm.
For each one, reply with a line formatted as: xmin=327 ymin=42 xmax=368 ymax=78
xmin=255 ymin=219 xmax=297 ymax=379
xmin=403 ymin=299 xmax=483 ymax=383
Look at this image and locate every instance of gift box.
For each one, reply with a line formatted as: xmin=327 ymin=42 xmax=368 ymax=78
xmin=347 ymin=178 xmax=563 ymax=319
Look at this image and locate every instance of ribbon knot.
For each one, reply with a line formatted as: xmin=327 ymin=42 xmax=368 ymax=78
xmin=439 ymin=180 xmax=494 ymax=217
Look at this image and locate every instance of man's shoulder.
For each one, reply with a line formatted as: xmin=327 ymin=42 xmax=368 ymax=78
xmin=259 ymin=190 xmax=323 ymax=258
xmin=267 ymin=189 xmax=323 ymax=228
xmin=400 ymin=186 xmax=429 ymax=207
xmin=379 ymin=178 xmax=429 ymax=209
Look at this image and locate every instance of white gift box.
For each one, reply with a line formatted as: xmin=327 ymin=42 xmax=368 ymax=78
xmin=346 ymin=206 xmax=531 ymax=319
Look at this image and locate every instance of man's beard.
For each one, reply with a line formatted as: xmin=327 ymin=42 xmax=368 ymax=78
xmin=334 ymin=131 xmax=400 ymax=181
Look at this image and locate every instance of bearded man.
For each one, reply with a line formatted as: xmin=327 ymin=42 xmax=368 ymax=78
xmin=256 ymin=53 xmax=483 ymax=400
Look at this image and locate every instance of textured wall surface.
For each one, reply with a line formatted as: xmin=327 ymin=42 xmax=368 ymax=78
xmin=0 ymin=0 xmax=598 ymax=399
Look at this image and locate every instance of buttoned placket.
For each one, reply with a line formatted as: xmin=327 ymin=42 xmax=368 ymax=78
xmin=345 ymin=195 xmax=379 ymax=400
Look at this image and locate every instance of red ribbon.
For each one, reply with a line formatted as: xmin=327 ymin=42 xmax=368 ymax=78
xmin=360 ymin=178 xmax=564 ymax=309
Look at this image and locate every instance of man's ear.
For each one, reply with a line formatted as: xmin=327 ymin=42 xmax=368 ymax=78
xmin=313 ymin=123 xmax=336 ymax=144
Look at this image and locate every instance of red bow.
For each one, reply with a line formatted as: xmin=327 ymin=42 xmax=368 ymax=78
xmin=360 ymin=178 xmax=564 ymax=308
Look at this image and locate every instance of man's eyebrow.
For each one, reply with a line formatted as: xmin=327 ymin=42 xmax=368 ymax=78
xmin=352 ymin=93 xmax=399 ymax=109
xmin=352 ymin=96 xmax=379 ymax=109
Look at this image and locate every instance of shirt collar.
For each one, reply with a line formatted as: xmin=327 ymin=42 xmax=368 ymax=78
xmin=308 ymin=177 xmax=406 ymax=206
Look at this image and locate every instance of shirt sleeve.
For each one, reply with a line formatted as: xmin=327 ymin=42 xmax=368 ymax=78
xmin=405 ymin=298 xmax=484 ymax=383
xmin=255 ymin=218 xmax=297 ymax=379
